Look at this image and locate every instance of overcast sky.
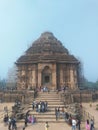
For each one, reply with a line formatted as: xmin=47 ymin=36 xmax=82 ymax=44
xmin=0 ymin=0 xmax=98 ymax=82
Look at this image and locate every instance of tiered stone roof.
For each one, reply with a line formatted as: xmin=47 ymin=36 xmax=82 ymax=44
xmin=16 ymin=32 xmax=79 ymax=64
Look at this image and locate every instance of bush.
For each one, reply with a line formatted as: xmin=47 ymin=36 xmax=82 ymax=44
xmin=96 ymin=107 xmax=98 ymax=110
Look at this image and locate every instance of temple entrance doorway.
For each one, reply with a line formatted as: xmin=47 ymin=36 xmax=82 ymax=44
xmin=42 ymin=66 xmax=52 ymax=89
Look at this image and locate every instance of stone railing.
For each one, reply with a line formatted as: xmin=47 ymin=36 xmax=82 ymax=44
xmin=0 ymin=90 xmax=37 ymax=103
xmin=82 ymin=107 xmax=94 ymax=121
xmin=59 ymin=90 xmax=98 ymax=104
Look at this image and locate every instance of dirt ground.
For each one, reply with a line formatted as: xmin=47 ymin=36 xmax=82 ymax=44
xmin=82 ymin=102 xmax=98 ymax=130
xmin=0 ymin=102 xmax=98 ymax=130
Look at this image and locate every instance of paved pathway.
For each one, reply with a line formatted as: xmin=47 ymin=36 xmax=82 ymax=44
xmin=82 ymin=102 xmax=98 ymax=130
xmin=0 ymin=122 xmax=72 ymax=130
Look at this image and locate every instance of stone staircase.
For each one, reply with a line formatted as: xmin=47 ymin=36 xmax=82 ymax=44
xmin=28 ymin=91 xmax=65 ymax=123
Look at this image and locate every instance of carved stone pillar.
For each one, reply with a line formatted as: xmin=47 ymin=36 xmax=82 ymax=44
xmin=60 ymin=65 xmax=63 ymax=86
xmin=38 ymin=64 xmax=42 ymax=87
xmin=31 ymin=70 xmax=35 ymax=87
xmin=70 ymin=65 xmax=76 ymax=89
xmin=31 ymin=65 xmax=37 ymax=88
xmin=74 ymin=66 xmax=78 ymax=89
xmin=52 ymin=64 xmax=57 ymax=90
xmin=66 ymin=65 xmax=70 ymax=88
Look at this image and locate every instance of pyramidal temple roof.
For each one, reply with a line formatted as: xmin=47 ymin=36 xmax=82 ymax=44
xmin=16 ymin=32 xmax=79 ymax=64
xmin=26 ymin=32 xmax=69 ymax=54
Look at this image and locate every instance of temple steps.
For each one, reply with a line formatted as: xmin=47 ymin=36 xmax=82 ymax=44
xmin=17 ymin=119 xmax=65 ymax=123
xmin=16 ymin=91 xmax=66 ymax=123
xmin=26 ymin=91 xmax=65 ymax=123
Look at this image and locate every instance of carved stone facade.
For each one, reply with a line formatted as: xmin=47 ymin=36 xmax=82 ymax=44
xmin=15 ymin=32 xmax=79 ymax=90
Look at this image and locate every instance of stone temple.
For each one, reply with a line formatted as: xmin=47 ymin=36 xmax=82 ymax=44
xmin=15 ymin=32 xmax=79 ymax=90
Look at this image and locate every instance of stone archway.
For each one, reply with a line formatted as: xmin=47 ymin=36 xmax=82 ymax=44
xmin=42 ymin=66 xmax=52 ymax=89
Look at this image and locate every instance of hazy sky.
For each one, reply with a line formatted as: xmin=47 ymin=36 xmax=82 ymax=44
xmin=0 ymin=0 xmax=98 ymax=82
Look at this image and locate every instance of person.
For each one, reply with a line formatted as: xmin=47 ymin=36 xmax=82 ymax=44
xmin=4 ymin=114 xmax=9 ymax=126
xmin=55 ymin=107 xmax=58 ymax=120
xmin=32 ymin=102 xmax=35 ymax=110
xmin=43 ymin=86 xmax=46 ymax=92
xmin=68 ymin=114 xmax=72 ymax=126
xmin=28 ymin=115 xmax=32 ymax=123
xmin=90 ymin=119 xmax=94 ymax=130
xmin=8 ymin=117 xmax=12 ymax=130
xmin=11 ymin=117 xmax=17 ymax=130
xmin=65 ymin=112 xmax=69 ymax=122
xmin=72 ymin=118 xmax=77 ymax=130
xmin=45 ymin=101 xmax=48 ymax=112
xmin=4 ymin=106 xmax=8 ymax=114
xmin=77 ymin=118 xmax=81 ymax=130
xmin=24 ymin=116 xmax=28 ymax=127
xmin=86 ymin=119 xmax=90 ymax=130
xmin=45 ymin=122 xmax=49 ymax=130
xmin=61 ymin=107 xmax=65 ymax=118
xmin=57 ymin=107 xmax=60 ymax=119
xmin=32 ymin=115 xmax=36 ymax=124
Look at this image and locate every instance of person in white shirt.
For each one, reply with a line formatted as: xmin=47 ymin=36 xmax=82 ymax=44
xmin=72 ymin=118 xmax=77 ymax=130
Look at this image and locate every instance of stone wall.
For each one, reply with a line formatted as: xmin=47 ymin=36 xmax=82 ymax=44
xmin=0 ymin=90 xmax=36 ymax=103
xmin=59 ymin=90 xmax=98 ymax=104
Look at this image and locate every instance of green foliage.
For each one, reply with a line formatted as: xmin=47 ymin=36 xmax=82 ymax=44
xmin=96 ymin=107 xmax=98 ymax=110
xmin=81 ymin=79 xmax=98 ymax=90
xmin=96 ymin=104 xmax=98 ymax=107
xmin=94 ymin=80 xmax=98 ymax=88
xmin=0 ymin=78 xmax=6 ymax=88
xmin=96 ymin=104 xmax=98 ymax=110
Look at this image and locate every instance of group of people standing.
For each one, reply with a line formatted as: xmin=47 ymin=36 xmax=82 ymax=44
xmin=3 ymin=114 xmax=17 ymax=130
xmin=86 ymin=119 xmax=94 ymax=130
xmin=71 ymin=118 xmax=94 ymax=130
xmin=55 ymin=106 xmax=65 ymax=120
xmin=32 ymin=100 xmax=48 ymax=113
xmin=55 ymin=106 xmax=81 ymax=130
xmin=55 ymin=106 xmax=73 ymax=123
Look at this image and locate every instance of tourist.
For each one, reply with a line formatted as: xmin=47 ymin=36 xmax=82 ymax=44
xmin=24 ymin=116 xmax=28 ymax=127
xmin=8 ymin=117 xmax=12 ymax=130
xmin=33 ymin=100 xmax=37 ymax=109
xmin=3 ymin=114 xmax=8 ymax=126
xmin=11 ymin=117 xmax=17 ymax=130
xmin=45 ymin=122 xmax=49 ymax=130
xmin=39 ymin=86 xmax=41 ymax=91
xmin=38 ymin=102 xmax=41 ymax=112
xmin=44 ymin=101 xmax=48 ymax=112
xmin=43 ymin=86 xmax=46 ymax=92
xmin=55 ymin=107 xmax=58 ymax=120
xmin=31 ymin=115 xmax=36 ymax=124
xmin=90 ymin=119 xmax=94 ymax=130
xmin=65 ymin=112 xmax=69 ymax=122
xmin=4 ymin=106 xmax=8 ymax=114
xmin=76 ymin=118 xmax=81 ymax=130
xmin=72 ymin=118 xmax=77 ymax=130
xmin=85 ymin=119 xmax=90 ymax=130
xmin=57 ymin=107 xmax=60 ymax=119
xmin=28 ymin=115 xmax=32 ymax=123
xmin=32 ymin=101 xmax=35 ymax=110
xmin=41 ymin=102 xmax=45 ymax=112
xmin=61 ymin=107 xmax=65 ymax=118
xmin=68 ymin=114 xmax=72 ymax=126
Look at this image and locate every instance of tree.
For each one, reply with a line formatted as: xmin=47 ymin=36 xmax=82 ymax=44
xmin=77 ymin=59 xmax=86 ymax=89
xmin=6 ymin=65 xmax=17 ymax=89
xmin=94 ymin=79 xmax=98 ymax=89
xmin=77 ymin=58 xmax=94 ymax=90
